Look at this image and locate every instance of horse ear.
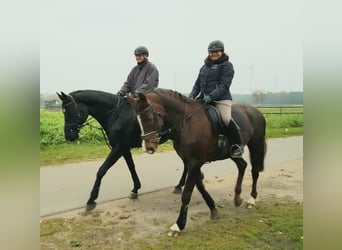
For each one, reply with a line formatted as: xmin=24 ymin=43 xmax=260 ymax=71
xmin=56 ymin=91 xmax=69 ymax=102
xmin=56 ymin=92 xmax=63 ymax=101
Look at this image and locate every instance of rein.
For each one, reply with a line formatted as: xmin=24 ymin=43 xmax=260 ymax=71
xmin=80 ymin=116 xmax=112 ymax=150
xmin=65 ymin=96 xmax=123 ymax=150
xmin=139 ymin=103 xmax=202 ymax=141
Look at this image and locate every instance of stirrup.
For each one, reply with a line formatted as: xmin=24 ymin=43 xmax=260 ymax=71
xmin=230 ymin=144 xmax=243 ymax=158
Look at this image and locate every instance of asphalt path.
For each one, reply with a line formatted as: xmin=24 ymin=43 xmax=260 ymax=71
xmin=40 ymin=136 xmax=303 ymax=217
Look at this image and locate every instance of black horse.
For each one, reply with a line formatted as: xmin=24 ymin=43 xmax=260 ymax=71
xmin=57 ymin=90 xmax=187 ymax=211
xmin=131 ymin=88 xmax=267 ymax=235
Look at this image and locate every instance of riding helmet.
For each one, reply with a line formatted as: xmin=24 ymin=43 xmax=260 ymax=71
xmin=208 ymin=40 xmax=225 ymax=52
xmin=134 ymin=46 xmax=149 ymax=56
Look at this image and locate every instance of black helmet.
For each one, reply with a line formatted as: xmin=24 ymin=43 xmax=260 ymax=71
xmin=208 ymin=40 xmax=225 ymax=52
xmin=134 ymin=46 xmax=149 ymax=56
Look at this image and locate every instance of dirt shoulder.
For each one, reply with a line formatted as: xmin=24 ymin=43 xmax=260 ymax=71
xmin=41 ymin=159 xmax=302 ymax=237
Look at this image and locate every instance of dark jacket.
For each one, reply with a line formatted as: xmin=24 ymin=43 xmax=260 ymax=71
xmin=120 ymin=60 xmax=159 ymax=94
xmin=189 ymin=54 xmax=234 ymax=101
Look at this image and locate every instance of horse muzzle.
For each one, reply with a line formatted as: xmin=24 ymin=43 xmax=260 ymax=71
xmin=64 ymin=130 xmax=79 ymax=142
xmin=146 ymin=147 xmax=156 ymax=154
xmin=144 ymin=139 xmax=159 ymax=154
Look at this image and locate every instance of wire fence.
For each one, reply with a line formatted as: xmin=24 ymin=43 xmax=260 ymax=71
xmin=256 ymin=105 xmax=303 ymax=115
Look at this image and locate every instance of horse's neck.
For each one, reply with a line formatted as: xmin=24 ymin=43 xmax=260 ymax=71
xmin=84 ymin=101 xmax=115 ymax=130
xmin=163 ymin=100 xmax=197 ymax=127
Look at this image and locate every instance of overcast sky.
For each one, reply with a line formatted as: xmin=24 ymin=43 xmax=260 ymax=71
xmin=40 ymin=0 xmax=303 ymax=95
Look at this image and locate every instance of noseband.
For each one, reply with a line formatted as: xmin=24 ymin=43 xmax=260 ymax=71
xmin=138 ymin=105 xmax=165 ymax=144
xmin=138 ymin=101 xmax=202 ymax=144
xmin=63 ymin=95 xmax=85 ymax=133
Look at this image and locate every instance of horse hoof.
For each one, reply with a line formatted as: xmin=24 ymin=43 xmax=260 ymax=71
xmin=173 ymin=187 xmax=182 ymax=194
xmin=246 ymin=203 xmax=255 ymax=209
xmin=167 ymin=230 xmax=179 ymax=237
xmin=234 ymin=199 xmax=243 ymax=207
xmin=86 ymin=202 xmax=96 ymax=211
xmin=210 ymin=209 xmax=220 ymax=220
xmin=168 ymin=223 xmax=180 ymax=236
xmin=129 ymin=192 xmax=138 ymax=199
xmin=246 ymin=197 xmax=256 ymax=209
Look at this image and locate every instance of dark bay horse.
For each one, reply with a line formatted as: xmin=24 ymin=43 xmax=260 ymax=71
xmin=57 ymin=90 xmax=187 ymax=211
xmin=131 ymin=88 xmax=267 ymax=235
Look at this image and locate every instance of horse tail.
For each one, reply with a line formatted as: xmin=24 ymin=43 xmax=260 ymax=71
xmin=248 ymin=119 xmax=267 ymax=172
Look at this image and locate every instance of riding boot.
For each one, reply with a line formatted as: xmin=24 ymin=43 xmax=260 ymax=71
xmin=227 ymin=119 xmax=244 ymax=158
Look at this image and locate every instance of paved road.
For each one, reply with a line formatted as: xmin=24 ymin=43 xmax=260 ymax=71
xmin=40 ymin=136 xmax=303 ymax=217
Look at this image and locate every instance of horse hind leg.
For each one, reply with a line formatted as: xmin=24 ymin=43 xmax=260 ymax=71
xmin=246 ymin=137 xmax=267 ymax=208
xmin=122 ymin=149 xmax=141 ymax=199
xmin=246 ymin=169 xmax=259 ymax=209
xmin=231 ymin=158 xmax=248 ymax=207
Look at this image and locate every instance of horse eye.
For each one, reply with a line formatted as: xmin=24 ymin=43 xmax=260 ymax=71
xmin=148 ymin=115 xmax=154 ymax=122
xmin=142 ymin=116 xmax=152 ymax=123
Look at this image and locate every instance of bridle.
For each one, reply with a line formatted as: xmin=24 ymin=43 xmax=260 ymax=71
xmin=63 ymin=95 xmax=84 ymax=133
xmin=138 ymin=102 xmax=202 ymax=144
xmin=63 ymin=95 xmax=121 ymax=149
xmin=138 ymin=105 xmax=165 ymax=144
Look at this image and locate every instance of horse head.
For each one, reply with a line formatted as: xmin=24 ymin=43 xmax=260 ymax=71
xmin=57 ymin=91 xmax=89 ymax=141
xmin=130 ymin=93 xmax=167 ymax=154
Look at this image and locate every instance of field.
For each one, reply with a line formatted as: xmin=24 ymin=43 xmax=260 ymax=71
xmin=40 ymin=107 xmax=303 ymax=166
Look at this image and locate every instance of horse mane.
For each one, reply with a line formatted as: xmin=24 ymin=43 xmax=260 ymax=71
xmin=69 ymin=90 xmax=117 ymax=106
xmin=153 ymin=88 xmax=194 ymax=104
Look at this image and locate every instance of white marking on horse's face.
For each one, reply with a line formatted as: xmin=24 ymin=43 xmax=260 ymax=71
xmin=137 ymin=115 xmax=144 ymax=135
xmin=137 ymin=115 xmax=146 ymax=151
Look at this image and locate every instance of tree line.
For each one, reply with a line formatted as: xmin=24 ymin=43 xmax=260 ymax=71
xmin=40 ymin=91 xmax=303 ymax=110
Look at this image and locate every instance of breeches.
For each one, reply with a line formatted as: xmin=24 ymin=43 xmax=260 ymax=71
xmin=215 ymin=100 xmax=232 ymax=126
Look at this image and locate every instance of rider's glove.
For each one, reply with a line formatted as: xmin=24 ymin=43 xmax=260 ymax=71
xmin=203 ymin=95 xmax=213 ymax=104
xmin=117 ymin=91 xmax=125 ymax=97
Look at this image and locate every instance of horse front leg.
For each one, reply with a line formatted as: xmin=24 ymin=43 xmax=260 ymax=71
xmin=231 ymin=158 xmax=248 ymax=207
xmin=195 ymin=171 xmax=219 ymax=219
xmin=86 ymin=148 xmax=122 ymax=211
xmin=168 ymin=167 xmax=199 ymax=236
xmin=173 ymin=163 xmax=188 ymax=194
xmin=122 ymin=149 xmax=141 ymax=199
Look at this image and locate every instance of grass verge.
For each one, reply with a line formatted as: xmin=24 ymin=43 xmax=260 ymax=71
xmin=40 ymin=127 xmax=302 ymax=167
xmin=40 ymin=196 xmax=302 ymax=250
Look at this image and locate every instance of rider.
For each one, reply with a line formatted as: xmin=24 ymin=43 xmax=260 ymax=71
xmin=117 ymin=46 xmax=170 ymax=144
xmin=188 ymin=40 xmax=243 ymax=158
xmin=117 ymin=46 xmax=159 ymax=97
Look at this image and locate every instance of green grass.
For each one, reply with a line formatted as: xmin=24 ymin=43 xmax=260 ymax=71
xmin=40 ymin=143 xmax=112 ymax=166
xmin=40 ymin=197 xmax=302 ymax=250
xmin=132 ymin=198 xmax=303 ymax=250
xmin=40 ymin=140 xmax=175 ymax=166
xmin=40 ymin=109 xmax=303 ymax=166
xmin=40 ymin=128 xmax=302 ymax=167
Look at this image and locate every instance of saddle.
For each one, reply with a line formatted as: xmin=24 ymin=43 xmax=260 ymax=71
xmin=203 ymin=104 xmax=225 ymax=137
